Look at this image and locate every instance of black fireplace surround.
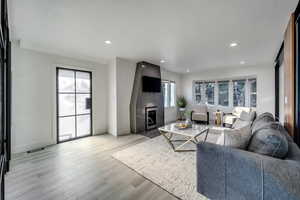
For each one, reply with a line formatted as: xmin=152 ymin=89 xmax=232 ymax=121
xmin=145 ymin=106 xmax=157 ymax=130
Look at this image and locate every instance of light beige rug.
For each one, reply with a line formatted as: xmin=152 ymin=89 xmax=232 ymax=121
xmin=112 ymin=135 xmax=210 ymax=200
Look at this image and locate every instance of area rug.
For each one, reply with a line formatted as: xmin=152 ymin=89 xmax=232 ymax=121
xmin=112 ymin=135 xmax=210 ymax=200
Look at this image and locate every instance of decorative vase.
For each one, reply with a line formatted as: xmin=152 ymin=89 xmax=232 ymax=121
xmin=185 ymin=118 xmax=192 ymax=127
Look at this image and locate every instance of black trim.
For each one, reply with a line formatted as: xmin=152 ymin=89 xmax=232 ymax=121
xmin=275 ymin=43 xmax=284 ymax=67
xmin=274 ymin=62 xmax=280 ymax=121
xmin=274 ymin=42 xmax=284 ymax=121
xmin=0 ymin=0 xmax=10 ymax=198
xmin=295 ymin=10 xmax=300 ymax=146
xmin=56 ymin=67 xmax=93 ymax=143
xmin=295 ymin=0 xmax=300 ymax=21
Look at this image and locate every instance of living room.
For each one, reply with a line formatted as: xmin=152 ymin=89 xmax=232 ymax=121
xmin=1 ymin=0 xmax=300 ymax=200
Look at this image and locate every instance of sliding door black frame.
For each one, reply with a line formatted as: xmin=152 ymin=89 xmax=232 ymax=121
xmin=274 ymin=43 xmax=284 ymax=121
xmin=56 ymin=67 xmax=93 ymax=144
xmin=0 ymin=0 xmax=11 ymax=199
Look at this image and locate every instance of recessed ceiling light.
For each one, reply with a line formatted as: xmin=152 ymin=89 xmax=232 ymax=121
xmin=230 ymin=42 xmax=238 ymax=47
xmin=186 ymin=69 xmax=190 ymax=73
xmin=240 ymin=61 xmax=245 ymax=65
xmin=160 ymin=60 xmax=165 ymax=63
xmin=105 ymin=40 xmax=112 ymax=44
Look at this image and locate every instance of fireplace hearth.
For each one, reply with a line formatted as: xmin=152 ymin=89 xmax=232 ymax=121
xmin=145 ymin=106 xmax=157 ymax=130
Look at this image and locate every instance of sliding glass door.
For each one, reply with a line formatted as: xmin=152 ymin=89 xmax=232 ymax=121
xmin=57 ymin=68 xmax=92 ymax=143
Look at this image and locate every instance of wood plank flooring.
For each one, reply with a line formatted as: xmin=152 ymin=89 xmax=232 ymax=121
xmin=5 ymin=134 xmax=178 ymax=200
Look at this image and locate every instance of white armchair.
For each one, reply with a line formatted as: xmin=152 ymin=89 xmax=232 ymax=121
xmin=223 ymin=107 xmax=256 ymax=127
xmin=191 ymin=104 xmax=209 ymax=124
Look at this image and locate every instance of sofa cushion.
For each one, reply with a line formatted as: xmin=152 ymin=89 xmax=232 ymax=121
xmin=232 ymin=107 xmax=251 ymax=117
xmin=232 ymin=119 xmax=250 ymax=129
xmin=286 ymin=142 xmax=300 ymax=161
xmin=263 ymin=122 xmax=293 ymax=143
xmin=251 ymin=112 xmax=275 ymax=134
xmin=248 ymin=124 xmax=289 ymax=158
xmin=239 ymin=111 xmax=249 ymax=121
xmin=239 ymin=110 xmax=256 ymax=122
xmin=223 ymin=114 xmax=237 ymax=125
xmin=216 ymin=125 xmax=252 ymax=149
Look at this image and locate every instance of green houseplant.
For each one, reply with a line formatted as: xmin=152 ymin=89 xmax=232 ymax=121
xmin=177 ymin=96 xmax=187 ymax=109
xmin=177 ymin=96 xmax=188 ymax=121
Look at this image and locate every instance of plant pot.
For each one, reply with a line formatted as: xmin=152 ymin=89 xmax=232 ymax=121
xmin=179 ymin=107 xmax=186 ymax=111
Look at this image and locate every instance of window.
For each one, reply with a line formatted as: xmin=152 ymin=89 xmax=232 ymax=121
xmin=249 ymin=79 xmax=257 ymax=107
xmin=194 ymin=81 xmax=202 ymax=104
xmin=205 ymin=82 xmax=215 ymax=105
xmin=233 ymin=80 xmax=246 ymax=107
xmin=162 ymin=81 xmax=169 ymax=107
xmin=218 ymin=81 xmax=229 ymax=106
xmin=162 ymin=80 xmax=176 ymax=108
xmin=193 ymin=78 xmax=256 ymax=107
xmin=170 ymin=82 xmax=176 ymax=107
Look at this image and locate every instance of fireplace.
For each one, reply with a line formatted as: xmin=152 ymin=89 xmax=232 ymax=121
xmin=145 ymin=106 xmax=157 ymax=130
xmin=130 ymin=62 xmax=164 ymax=133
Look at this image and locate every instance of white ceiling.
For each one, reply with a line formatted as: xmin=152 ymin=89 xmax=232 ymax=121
xmin=9 ymin=0 xmax=298 ymax=73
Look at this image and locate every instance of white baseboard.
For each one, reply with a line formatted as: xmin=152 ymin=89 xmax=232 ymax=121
xmin=13 ymin=140 xmax=56 ymax=154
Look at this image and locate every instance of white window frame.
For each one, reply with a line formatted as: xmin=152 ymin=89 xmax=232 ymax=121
xmin=193 ymin=77 xmax=257 ymax=108
xmin=162 ymin=80 xmax=176 ymax=108
xmin=218 ymin=80 xmax=230 ymax=107
xmin=233 ymin=79 xmax=246 ymax=107
xmin=193 ymin=81 xmax=203 ymax=104
xmin=248 ymin=79 xmax=257 ymax=107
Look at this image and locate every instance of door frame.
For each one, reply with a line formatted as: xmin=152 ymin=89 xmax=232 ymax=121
xmin=56 ymin=67 xmax=93 ymax=144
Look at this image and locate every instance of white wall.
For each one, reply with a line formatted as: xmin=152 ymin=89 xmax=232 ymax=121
xmin=107 ymin=58 xmax=183 ymax=136
xmin=11 ymin=43 xmax=108 ymax=153
xmin=116 ymin=58 xmax=136 ymax=135
xmin=161 ymin=69 xmax=182 ymax=123
xmin=181 ymin=64 xmax=275 ymax=116
xmin=107 ymin=59 xmax=117 ymax=136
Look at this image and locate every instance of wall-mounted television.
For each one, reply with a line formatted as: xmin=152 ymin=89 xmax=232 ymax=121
xmin=142 ymin=76 xmax=161 ymax=92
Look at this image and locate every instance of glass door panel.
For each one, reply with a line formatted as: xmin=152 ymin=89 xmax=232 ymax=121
xmin=57 ymin=68 xmax=92 ymax=143
xmin=76 ymin=94 xmax=91 ymax=114
xmin=59 ymin=117 xmax=76 ymax=141
xmin=59 ymin=94 xmax=75 ymax=116
xmin=58 ymin=70 xmax=75 ymax=92
xmin=77 ymin=115 xmax=91 ymax=137
xmin=76 ymin=71 xmax=91 ymax=92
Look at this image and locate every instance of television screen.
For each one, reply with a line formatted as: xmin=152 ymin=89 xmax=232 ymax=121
xmin=142 ymin=76 xmax=161 ymax=92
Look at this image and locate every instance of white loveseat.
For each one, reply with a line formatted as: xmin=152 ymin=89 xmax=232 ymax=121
xmin=223 ymin=107 xmax=256 ymax=127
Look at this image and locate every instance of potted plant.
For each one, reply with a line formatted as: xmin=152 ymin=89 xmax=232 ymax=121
xmin=177 ymin=96 xmax=187 ymax=111
xmin=177 ymin=96 xmax=187 ymax=120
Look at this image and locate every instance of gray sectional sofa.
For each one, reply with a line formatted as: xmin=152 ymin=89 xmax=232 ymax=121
xmin=196 ymin=113 xmax=300 ymax=200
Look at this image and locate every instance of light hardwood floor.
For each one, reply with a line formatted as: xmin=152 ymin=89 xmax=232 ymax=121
xmin=6 ymin=134 xmax=178 ymax=200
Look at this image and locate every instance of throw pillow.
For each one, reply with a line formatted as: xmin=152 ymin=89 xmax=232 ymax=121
xmin=248 ymin=123 xmax=289 ymax=159
xmin=251 ymin=112 xmax=275 ymax=134
xmin=260 ymin=122 xmax=293 ymax=143
xmin=217 ymin=125 xmax=252 ymax=149
xmin=240 ymin=111 xmax=251 ymax=121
